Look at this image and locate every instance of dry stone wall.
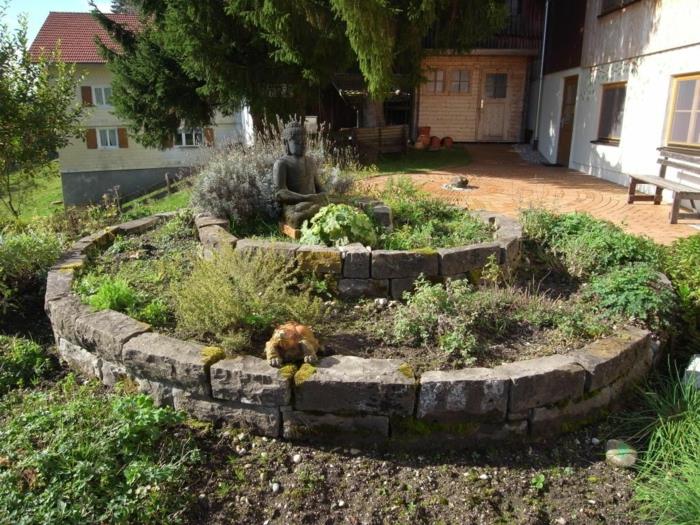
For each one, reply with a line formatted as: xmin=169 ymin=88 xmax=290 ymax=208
xmin=45 ymin=213 xmax=657 ymax=447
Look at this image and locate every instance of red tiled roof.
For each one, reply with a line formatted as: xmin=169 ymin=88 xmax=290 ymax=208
xmin=29 ymin=12 xmax=141 ymax=63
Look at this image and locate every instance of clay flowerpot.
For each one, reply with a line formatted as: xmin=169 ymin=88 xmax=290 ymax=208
xmin=418 ymin=126 xmax=431 ymax=137
xmin=441 ymin=136 xmax=454 ymax=149
xmin=414 ymin=140 xmax=426 ymax=150
xmin=417 ymin=134 xmax=430 ymax=147
xmin=429 ymin=136 xmax=441 ymax=151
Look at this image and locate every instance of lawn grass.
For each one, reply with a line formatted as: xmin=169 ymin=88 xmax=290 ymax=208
xmin=122 ymin=184 xmax=192 ymax=218
xmin=374 ymin=146 xmax=471 ymax=175
xmin=0 ymin=162 xmax=63 ymax=220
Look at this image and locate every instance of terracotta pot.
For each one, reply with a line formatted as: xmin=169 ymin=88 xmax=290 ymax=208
xmin=414 ymin=140 xmax=426 ymax=150
xmin=418 ymin=126 xmax=431 ymax=137
xmin=429 ymin=136 xmax=441 ymax=151
xmin=417 ymin=134 xmax=430 ymax=146
xmin=441 ymin=136 xmax=454 ymax=149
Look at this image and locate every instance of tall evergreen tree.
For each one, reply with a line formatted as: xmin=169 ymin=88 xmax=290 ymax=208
xmin=110 ymin=0 xmax=137 ymax=14
xmin=93 ymin=0 xmax=507 ymax=146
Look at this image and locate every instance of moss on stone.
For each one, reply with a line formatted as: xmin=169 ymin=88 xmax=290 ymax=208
xmin=278 ymin=364 xmax=298 ymax=381
xmin=412 ymin=247 xmax=438 ymax=256
xmin=467 ymin=268 xmax=482 ymax=285
xmin=294 ymin=363 xmax=317 ymax=386
xmin=201 ymin=346 xmax=226 ymax=369
xmin=391 ymin=417 xmax=481 ymax=437
xmin=398 ymin=362 xmax=415 ymax=380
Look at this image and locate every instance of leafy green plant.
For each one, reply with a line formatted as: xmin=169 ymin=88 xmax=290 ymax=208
xmin=665 ymin=234 xmax=700 ymax=319
xmin=0 ymin=376 xmax=200 ymax=523
xmin=584 ymin=264 xmax=676 ymax=329
xmin=138 ymin=299 xmax=170 ymax=326
xmin=173 ymin=247 xmax=324 ymax=348
xmin=300 ymin=203 xmax=377 ymax=247
xmin=0 ymin=336 xmax=54 ymax=396
xmin=82 ymin=275 xmax=139 ymax=312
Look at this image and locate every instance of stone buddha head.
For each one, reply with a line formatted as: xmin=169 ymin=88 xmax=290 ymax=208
xmin=283 ymin=121 xmax=306 ymax=157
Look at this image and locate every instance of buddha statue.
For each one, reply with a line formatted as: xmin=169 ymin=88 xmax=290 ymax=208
xmin=273 ymin=122 xmax=328 ymax=229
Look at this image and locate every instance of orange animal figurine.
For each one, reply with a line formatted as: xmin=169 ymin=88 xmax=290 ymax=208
xmin=264 ymin=322 xmax=321 ymax=367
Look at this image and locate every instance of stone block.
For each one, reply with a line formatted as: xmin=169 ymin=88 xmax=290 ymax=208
xmin=530 ymin=386 xmax=612 ymax=436
xmin=609 ymin=343 xmax=654 ymax=400
xmin=101 ymin=360 xmax=128 ymax=387
xmin=211 ymin=356 xmax=292 ymax=406
xmin=135 ymin=377 xmax=176 ymax=407
xmin=296 ymin=245 xmax=342 ymax=275
xmin=372 ymin=250 xmax=439 ymax=279
xmin=195 ymin=214 xmax=229 ymax=229
xmin=235 ymin=239 xmax=299 ymax=260
xmin=173 ymin=391 xmax=281 ymax=437
xmin=51 ymin=250 xmax=88 ymax=272
xmin=75 ymin=309 xmax=151 ymax=362
xmin=438 ymin=243 xmax=501 ymax=276
xmin=685 ymin=354 xmax=700 ymax=389
xmin=294 ymin=355 xmax=416 ymax=416
xmin=282 ymin=410 xmax=389 ymax=440
xmin=372 ymin=205 xmax=393 ymax=231
xmin=122 ymin=332 xmax=212 ymax=397
xmin=340 ymin=243 xmax=370 ymax=278
xmin=572 ymin=326 xmax=650 ymax=391
xmin=390 ymin=277 xmax=416 ymax=299
xmin=338 ymin=278 xmax=388 ymax=298
xmin=44 ymin=269 xmax=75 ymax=309
xmin=198 ymin=225 xmax=237 ymax=251
xmin=114 ymin=216 xmax=161 ymax=235
xmin=495 ymin=355 xmax=586 ymax=413
xmin=46 ymin=295 xmax=94 ymax=344
xmin=391 ymin=417 xmax=527 ymax=448
xmin=498 ymin=237 xmax=521 ymax=266
xmin=417 ymin=368 xmax=509 ymax=422
xmin=75 ymin=228 xmax=118 ymax=251
xmin=58 ymin=338 xmax=101 ymax=379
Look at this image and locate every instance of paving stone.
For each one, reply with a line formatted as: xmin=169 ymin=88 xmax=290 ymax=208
xmin=294 ymin=355 xmax=416 ymax=416
xmin=195 ymin=214 xmax=229 ymax=229
xmin=235 ymin=239 xmax=299 ymax=260
xmin=685 ymin=354 xmax=700 ymax=389
xmin=417 ymin=368 xmax=509 ymax=421
xmin=58 ymin=338 xmax=101 ymax=379
xmin=46 ymin=295 xmax=94 ymax=344
xmin=44 ymin=269 xmax=75 ymax=309
xmin=495 ymin=355 xmax=586 ymax=413
xmin=438 ymin=242 xmax=501 ymax=276
xmin=75 ymin=310 xmax=151 ymax=362
xmin=173 ymin=391 xmax=281 ymax=437
xmin=338 ymin=278 xmax=388 ymax=298
xmin=211 ymin=356 xmax=292 ymax=406
xmin=282 ymin=410 xmax=389 ymax=440
xmin=296 ymin=245 xmax=342 ymax=274
xmin=571 ymin=326 xmax=650 ymax=391
xmin=114 ymin=216 xmax=161 ymax=235
xmin=122 ymin=332 xmax=212 ymax=397
xmin=340 ymin=243 xmax=371 ymax=278
xmin=371 ymin=250 xmax=439 ymax=279
xmin=75 ymin=228 xmax=118 ymax=251
xmin=530 ymin=386 xmax=612 ymax=436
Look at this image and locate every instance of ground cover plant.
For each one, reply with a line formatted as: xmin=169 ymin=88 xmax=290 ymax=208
xmin=0 ymin=376 xmax=200 ymax=524
xmin=0 ymin=336 xmax=54 ymax=397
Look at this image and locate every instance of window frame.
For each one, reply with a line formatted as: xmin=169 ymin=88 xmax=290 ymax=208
xmin=424 ymin=69 xmax=445 ymax=94
xmin=174 ymin=128 xmax=204 ymax=148
xmin=484 ymin=73 xmax=508 ymax=99
xmin=449 ymin=69 xmax=471 ymax=94
xmin=665 ymin=73 xmax=700 ymax=151
xmin=92 ymin=85 xmax=113 ymax=107
xmin=97 ymin=128 xmax=119 ymax=149
xmin=596 ymin=81 xmax=627 ymax=145
xmin=598 ymin=0 xmax=641 ymax=17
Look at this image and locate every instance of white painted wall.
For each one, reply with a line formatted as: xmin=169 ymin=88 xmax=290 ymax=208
xmin=536 ymin=0 xmax=700 ymax=205
xmin=60 ymin=64 xmax=252 ymax=174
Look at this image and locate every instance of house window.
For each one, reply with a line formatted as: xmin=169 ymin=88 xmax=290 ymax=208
xmin=425 ymin=70 xmax=445 ymax=94
xmin=449 ymin=70 xmax=470 ymax=93
xmin=97 ymin=128 xmax=119 ymax=149
xmin=599 ymin=0 xmax=640 ymax=16
xmin=667 ymin=74 xmax=700 ymax=149
xmin=597 ymin=82 xmax=627 ymax=143
xmin=174 ymin=128 xmax=203 ymax=147
xmin=93 ymin=86 xmax=113 ymax=107
xmin=485 ymin=74 xmax=507 ymax=99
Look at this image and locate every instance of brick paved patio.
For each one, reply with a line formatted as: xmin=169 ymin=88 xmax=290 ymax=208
xmin=372 ymin=144 xmax=699 ymax=245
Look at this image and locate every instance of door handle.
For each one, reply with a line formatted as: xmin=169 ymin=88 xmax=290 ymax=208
xmin=480 ymin=99 xmax=484 ymax=109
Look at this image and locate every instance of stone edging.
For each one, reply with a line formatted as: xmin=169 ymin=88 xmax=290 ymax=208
xmin=44 ymin=213 xmax=657 ymax=447
xmin=194 ymin=210 xmax=523 ymax=299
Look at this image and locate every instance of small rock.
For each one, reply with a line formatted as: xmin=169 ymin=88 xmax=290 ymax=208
xmin=198 ymin=493 xmax=206 ymax=499
xmin=292 ymin=454 xmax=302 ymax=464
xmin=606 ymin=439 xmax=638 ymax=468
xmin=271 ymin=482 xmax=281 ymax=494
xmin=388 ymin=300 xmax=398 ymax=308
xmin=591 ymin=437 xmax=601 ymax=446
xmin=554 ymin=518 xmax=567 ymax=525
xmin=237 ymin=432 xmax=246 ymax=441
xmin=349 ymin=448 xmax=361 ymax=456
xmin=338 ymin=500 xmax=346 ymax=508
xmin=374 ymin=298 xmax=388 ymax=310
xmin=478 ymin=473 xmax=489 ymax=480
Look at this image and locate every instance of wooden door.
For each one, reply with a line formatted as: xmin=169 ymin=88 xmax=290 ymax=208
xmin=478 ymin=73 xmax=509 ymax=141
xmin=557 ymin=75 xmax=578 ymax=166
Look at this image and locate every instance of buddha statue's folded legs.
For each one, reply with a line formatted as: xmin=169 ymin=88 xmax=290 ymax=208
xmin=282 ymin=201 xmax=323 ymax=229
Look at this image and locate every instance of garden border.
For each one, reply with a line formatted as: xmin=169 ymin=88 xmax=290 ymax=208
xmin=44 ymin=213 xmax=658 ymax=447
xmin=194 ymin=209 xmax=523 ymax=299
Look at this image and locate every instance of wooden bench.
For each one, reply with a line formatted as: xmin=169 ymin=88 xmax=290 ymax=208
xmin=627 ymin=148 xmax=700 ymax=223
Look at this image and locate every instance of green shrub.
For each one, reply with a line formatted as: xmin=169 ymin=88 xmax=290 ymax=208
xmin=0 ymin=376 xmax=199 ymax=524
xmin=521 ymin=209 xmax=663 ymax=277
xmin=85 ymin=276 xmax=139 ymax=312
xmin=300 ymin=203 xmax=377 ymax=247
xmin=633 ymin=374 xmax=700 ymax=525
xmin=584 ymin=264 xmax=676 ymax=329
xmin=137 ymin=299 xmax=170 ymax=326
xmin=173 ymin=247 xmax=324 ymax=347
xmin=0 ymin=227 xmax=63 ymax=313
xmin=0 ymin=336 xmax=53 ymax=396
xmin=665 ymin=234 xmax=700 ymax=316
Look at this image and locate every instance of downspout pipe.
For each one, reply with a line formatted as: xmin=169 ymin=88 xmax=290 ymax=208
xmin=532 ymin=0 xmax=550 ymax=151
